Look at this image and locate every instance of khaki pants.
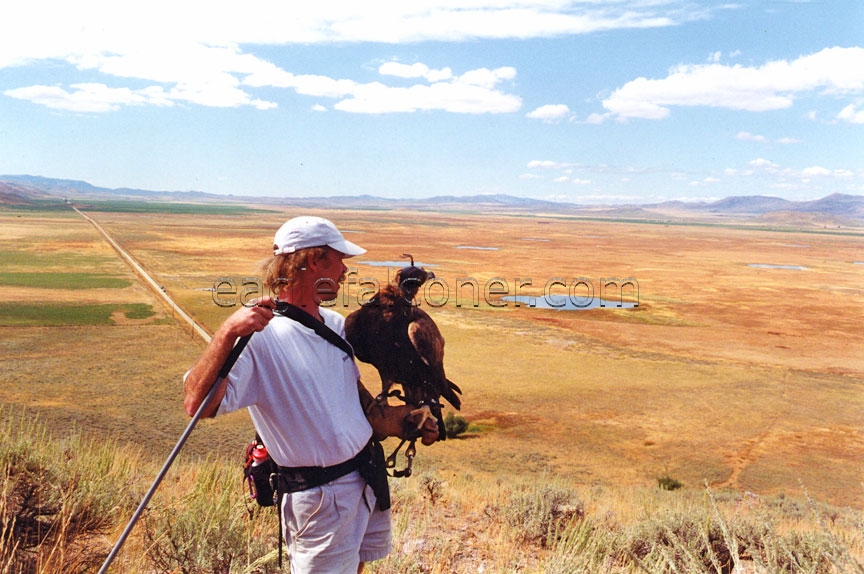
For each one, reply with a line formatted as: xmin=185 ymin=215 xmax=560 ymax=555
xmin=282 ymin=470 xmax=391 ymax=573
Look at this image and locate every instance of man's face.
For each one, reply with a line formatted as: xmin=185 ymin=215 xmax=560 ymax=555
xmin=312 ymin=247 xmax=348 ymax=303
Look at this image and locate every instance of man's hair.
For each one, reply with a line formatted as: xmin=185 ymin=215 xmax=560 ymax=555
xmin=263 ymin=246 xmax=330 ymax=296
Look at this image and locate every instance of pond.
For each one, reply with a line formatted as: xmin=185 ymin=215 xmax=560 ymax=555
xmin=502 ymin=295 xmax=638 ymax=310
xmin=358 ymin=260 xmax=439 ymax=267
xmin=749 ymin=264 xmax=809 ymax=270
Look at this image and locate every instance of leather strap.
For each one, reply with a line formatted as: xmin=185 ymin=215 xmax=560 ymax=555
xmin=273 ymin=300 xmax=355 ymax=358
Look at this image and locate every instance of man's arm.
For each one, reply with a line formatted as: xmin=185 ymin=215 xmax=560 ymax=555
xmin=183 ymin=299 xmax=276 ymax=418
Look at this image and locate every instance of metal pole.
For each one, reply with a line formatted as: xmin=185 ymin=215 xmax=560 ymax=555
xmin=98 ymin=334 xmax=252 ymax=573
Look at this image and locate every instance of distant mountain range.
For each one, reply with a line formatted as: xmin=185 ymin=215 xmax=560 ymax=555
xmin=2 ymin=174 xmax=862 ymax=223
xmin=655 ymin=194 xmax=864 ymax=218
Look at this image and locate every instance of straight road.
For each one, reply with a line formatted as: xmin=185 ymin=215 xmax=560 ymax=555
xmin=71 ymin=205 xmax=213 ymax=343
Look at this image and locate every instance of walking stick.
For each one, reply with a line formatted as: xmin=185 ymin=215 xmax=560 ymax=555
xmin=98 ymin=333 xmax=253 ymax=573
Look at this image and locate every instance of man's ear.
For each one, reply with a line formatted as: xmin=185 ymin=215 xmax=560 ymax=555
xmin=303 ymin=250 xmax=318 ymax=272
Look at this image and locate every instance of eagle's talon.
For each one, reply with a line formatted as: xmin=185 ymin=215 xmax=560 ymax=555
xmin=363 ymin=393 xmax=389 ymax=417
xmin=409 ymin=405 xmax=434 ymax=429
xmin=400 ymin=405 xmax=433 ymax=441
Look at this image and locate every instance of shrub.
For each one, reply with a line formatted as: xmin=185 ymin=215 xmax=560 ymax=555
xmin=657 ymin=475 xmax=684 ymax=491
xmin=141 ymin=460 xmax=281 ymax=573
xmin=503 ymin=482 xmax=583 ymax=547
xmin=0 ymin=411 xmax=138 ymax=573
xmin=443 ymin=412 xmax=469 ymax=438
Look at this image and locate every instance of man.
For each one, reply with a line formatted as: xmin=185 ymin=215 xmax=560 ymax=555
xmin=183 ymin=216 xmax=438 ymax=573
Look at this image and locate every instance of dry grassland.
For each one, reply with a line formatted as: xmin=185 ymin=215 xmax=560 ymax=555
xmin=2 ymin=205 xmax=863 ymax=516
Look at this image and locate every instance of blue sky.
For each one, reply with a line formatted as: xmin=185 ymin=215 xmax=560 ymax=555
xmin=1 ymin=1 xmax=862 ymax=204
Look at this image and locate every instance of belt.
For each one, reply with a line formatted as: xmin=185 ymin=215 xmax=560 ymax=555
xmin=275 ymin=450 xmax=363 ymax=494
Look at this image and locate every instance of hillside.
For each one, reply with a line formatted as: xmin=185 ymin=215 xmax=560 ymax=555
xmin=654 ymin=193 xmax=864 ymax=218
xmin=1 ymin=174 xmax=863 ymax=224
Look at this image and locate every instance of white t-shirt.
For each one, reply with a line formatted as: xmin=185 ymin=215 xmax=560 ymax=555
xmin=217 ymin=307 xmax=373 ymax=468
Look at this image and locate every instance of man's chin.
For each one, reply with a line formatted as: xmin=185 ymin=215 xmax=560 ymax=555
xmin=316 ymin=292 xmax=340 ymax=304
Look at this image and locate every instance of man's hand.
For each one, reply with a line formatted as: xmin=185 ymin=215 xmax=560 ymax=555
xmin=183 ymin=297 xmax=277 ymax=418
xmin=364 ymin=402 xmax=440 ymax=445
xmin=224 ymin=297 xmax=276 ymax=338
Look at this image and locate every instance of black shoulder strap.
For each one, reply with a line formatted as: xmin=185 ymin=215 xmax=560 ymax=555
xmin=274 ymin=301 xmax=355 ymax=359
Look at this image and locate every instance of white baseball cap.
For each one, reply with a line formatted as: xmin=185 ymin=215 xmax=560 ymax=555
xmin=273 ymin=216 xmax=366 ymax=257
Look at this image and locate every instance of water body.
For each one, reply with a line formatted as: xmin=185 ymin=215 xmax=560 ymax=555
xmin=502 ymin=295 xmax=638 ymax=310
xmin=749 ymin=264 xmax=809 ymax=271
xmin=455 ymin=245 xmax=499 ymax=251
xmin=358 ymin=260 xmax=439 ymax=268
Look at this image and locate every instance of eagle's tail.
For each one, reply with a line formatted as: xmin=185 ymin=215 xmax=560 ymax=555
xmin=442 ymin=379 xmax=462 ymax=410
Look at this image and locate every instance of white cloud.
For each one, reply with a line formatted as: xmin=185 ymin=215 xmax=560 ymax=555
xmin=736 ymin=131 xmax=801 ymax=145
xmin=584 ymin=112 xmax=609 ymax=124
xmin=526 ymin=104 xmax=571 ymax=123
xmin=735 ymin=131 xmax=767 ymax=143
xmin=837 ymin=104 xmax=864 ymax=124
xmin=602 ymin=47 xmax=864 ymax=120
xmin=802 ymin=166 xmax=832 ymax=177
xmin=0 ymin=0 xmax=719 ymax=113
xmin=749 ymin=158 xmax=780 ymax=169
xmin=238 ymin=63 xmax=359 ymax=100
xmin=725 ymin=160 xmax=857 ymax=184
xmin=689 ymin=177 xmax=719 ymax=187
xmin=286 ymin=75 xmax=358 ymax=99
xmin=252 ymin=1 xmax=713 ymax=44
xmin=379 ymin=62 xmax=453 ymax=82
xmin=457 ymin=67 xmax=517 ymax=89
xmin=527 ymin=160 xmax=576 ymax=170
xmin=11 ymin=49 xmax=521 ymax=114
xmin=4 ymin=83 xmax=174 ymax=112
xmin=331 ymin=67 xmax=521 ymax=114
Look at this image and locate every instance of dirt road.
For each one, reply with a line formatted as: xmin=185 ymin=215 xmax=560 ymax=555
xmin=71 ymin=205 xmax=213 ymax=343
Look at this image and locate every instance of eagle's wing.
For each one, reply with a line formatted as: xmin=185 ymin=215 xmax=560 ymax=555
xmin=407 ymin=311 xmax=444 ymax=367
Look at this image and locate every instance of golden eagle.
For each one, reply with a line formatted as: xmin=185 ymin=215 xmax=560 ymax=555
xmin=345 ymin=255 xmax=461 ymax=440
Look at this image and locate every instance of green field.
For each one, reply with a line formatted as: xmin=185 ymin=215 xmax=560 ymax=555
xmin=0 ymin=302 xmax=159 ymax=326
xmin=74 ymin=199 xmax=275 ymax=215
xmin=0 ymin=272 xmax=131 ymax=290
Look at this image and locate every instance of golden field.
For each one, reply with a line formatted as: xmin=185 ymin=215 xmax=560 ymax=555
xmin=1 ymin=203 xmax=862 ymax=512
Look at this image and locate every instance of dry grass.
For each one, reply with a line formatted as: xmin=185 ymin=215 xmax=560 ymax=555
xmin=3 ymin=413 xmax=862 ymax=573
